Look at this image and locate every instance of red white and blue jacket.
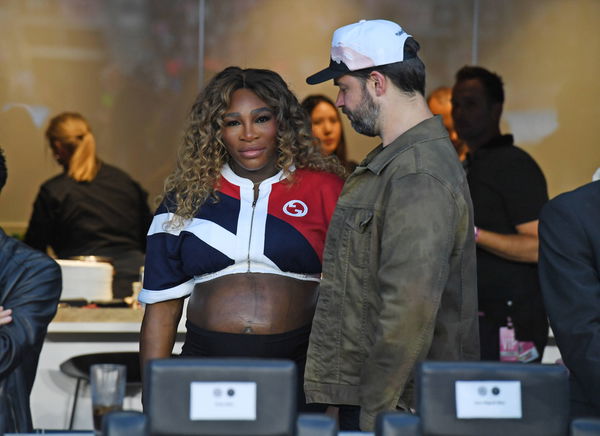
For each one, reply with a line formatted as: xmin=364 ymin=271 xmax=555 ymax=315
xmin=139 ymin=164 xmax=344 ymax=303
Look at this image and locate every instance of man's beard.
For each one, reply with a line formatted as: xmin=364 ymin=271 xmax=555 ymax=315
xmin=343 ymin=84 xmax=380 ymax=137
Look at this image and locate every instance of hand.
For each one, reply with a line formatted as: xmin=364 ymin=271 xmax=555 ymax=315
xmin=325 ymin=405 xmax=339 ymax=420
xmin=0 ymin=306 xmax=12 ymax=326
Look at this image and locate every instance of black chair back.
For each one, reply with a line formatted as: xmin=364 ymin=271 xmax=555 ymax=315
xmin=375 ymin=412 xmax=420 ymax=436
xmin=296 ymin=414 xmax=337 ymax=436
xmin=417 ymin=361 xmax=569 ymax=436
xmin=102 ymin=410 xmax=147 ymax=436
xmin=571 ymin=418 xmax=600 ymax=436
xmin=145 ymin=358 xmax=296 ymax=436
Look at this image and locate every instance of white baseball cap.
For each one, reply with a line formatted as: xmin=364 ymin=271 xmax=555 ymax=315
xmin=306 ymin=19 xmax=413 ymax=85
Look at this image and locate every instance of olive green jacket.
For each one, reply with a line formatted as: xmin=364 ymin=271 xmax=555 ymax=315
xmin=304 ymin=116 xmax=480 ymax=431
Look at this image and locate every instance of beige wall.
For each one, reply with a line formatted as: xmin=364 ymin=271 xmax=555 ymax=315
xmin=202 ymin=0 xmax=475 ymax=164
xmin=1 ymin=0 xmax=598 ymax=233
xmin=478 ymin=0 xmax=600 ymax=197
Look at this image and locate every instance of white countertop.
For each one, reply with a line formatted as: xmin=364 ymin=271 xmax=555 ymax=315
xmin=48 ymin=307 xmax=187 ymax=333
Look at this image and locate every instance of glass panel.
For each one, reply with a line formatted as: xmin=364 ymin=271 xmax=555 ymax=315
xmin=1 ymin=0 xmax=598 ymax=232
xmin=0 ymin=0 xmax=200 ymax=228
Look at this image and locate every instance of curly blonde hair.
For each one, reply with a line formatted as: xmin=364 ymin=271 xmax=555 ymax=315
xmin=162 ymin=67 xmax=346 ymax=224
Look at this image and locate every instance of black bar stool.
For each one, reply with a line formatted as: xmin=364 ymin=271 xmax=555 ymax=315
xmin=59 ymin=352 xmax=141 ymax=430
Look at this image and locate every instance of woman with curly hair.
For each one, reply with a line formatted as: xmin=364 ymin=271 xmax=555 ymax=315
xmin=139 ymin=67 xmax=345 ymax=412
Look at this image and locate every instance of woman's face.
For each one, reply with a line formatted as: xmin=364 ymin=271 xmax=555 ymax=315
xmin=221 ymin=88 xmax=278 ymax=183
xmin=310 ymin=101 xmax=342 ymax=155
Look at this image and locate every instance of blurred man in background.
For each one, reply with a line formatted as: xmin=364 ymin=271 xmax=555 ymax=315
xmin=452 ymin=66 xmax=548 ymax=362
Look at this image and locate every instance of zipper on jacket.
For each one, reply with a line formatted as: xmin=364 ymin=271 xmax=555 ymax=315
xmin=247 ymin=188 xmax=258 ymax=272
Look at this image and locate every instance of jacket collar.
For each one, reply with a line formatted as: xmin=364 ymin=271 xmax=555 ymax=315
xmin=357 ymin=116 xmax=448 ymax=176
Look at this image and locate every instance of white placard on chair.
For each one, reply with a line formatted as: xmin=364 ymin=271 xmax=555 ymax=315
xmin=455 ymin=380 xmax=522 ymax=419
xmin=190 ymin=381 xmax=257 ymax=421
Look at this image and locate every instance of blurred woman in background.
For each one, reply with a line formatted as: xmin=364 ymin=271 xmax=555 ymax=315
xmin=302 ymin=94 xmax=356 ymax=172
xmin=24 ymin=112 xmax=152 ymax=299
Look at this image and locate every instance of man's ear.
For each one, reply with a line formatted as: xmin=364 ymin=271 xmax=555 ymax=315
xmin=369 ymin=71 xmax=387 ymax=97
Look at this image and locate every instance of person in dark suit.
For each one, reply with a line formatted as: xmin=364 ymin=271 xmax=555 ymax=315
xmin=538 ymin=180 xmax=600 ymax=418
xmin=0 ymin=148 xmax=62 ymax=433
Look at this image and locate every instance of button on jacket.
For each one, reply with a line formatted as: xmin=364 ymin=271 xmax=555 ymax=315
xmin=304 ymin=116 xmax=480 ymax=431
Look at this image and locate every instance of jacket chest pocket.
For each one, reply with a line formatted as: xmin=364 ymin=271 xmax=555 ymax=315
xmin=341 ymin=208 xmax=374 ymax=270
xmin=346 ymin=208 xmax=373 ymax=231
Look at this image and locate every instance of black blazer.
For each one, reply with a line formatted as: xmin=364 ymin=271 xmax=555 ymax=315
xmin=0 ymin=229 xmax=61 ymax=433
xmin=539 ymin=180 xmax=600 ymax=417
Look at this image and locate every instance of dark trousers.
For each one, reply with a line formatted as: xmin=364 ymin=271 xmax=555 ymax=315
xmin=338 ymin=405 xmax=361 ymax=431
xmin=181 ymin=321 xmax=326 ymax=414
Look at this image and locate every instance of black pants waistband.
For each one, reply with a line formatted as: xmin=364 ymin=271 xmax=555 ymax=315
xmin=181 ymin=321 xmax=312 ymax=363
xmin=180 ymin=320 xmax=325 ymax=413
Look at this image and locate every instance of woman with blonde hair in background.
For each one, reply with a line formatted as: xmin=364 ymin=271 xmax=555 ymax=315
xmin=139 ymin=66 xmax=345 ymax=412
xmin=24 ymin=112 xmax=152 ymax=298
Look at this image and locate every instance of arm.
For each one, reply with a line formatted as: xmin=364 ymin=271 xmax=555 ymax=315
xmin=473 ymin=150 xmax=547 ymax=264
xmin=139 ymin=201 xmax=192 ymax=381
xmin=476 ymin=219 xmax=539 ymax=263
xmin=539 ymin=196 xmax=600 ymax=411
xmin=139 ymin=297 xmax=184 ymax=380
xmin=0 ymin=249 xmax=61 ymax=380
xmin=359 ymin=174 xmax=459 ymax=429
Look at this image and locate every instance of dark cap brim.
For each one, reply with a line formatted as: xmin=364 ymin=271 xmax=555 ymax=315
xmin=306 ymin=59 xmax=351 ymax=85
